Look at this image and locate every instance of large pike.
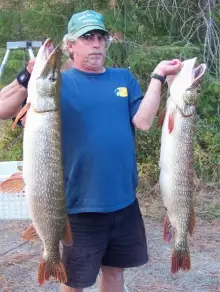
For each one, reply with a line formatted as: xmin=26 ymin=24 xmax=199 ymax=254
xmin=158 ymin=58 xmax=206 ymax=273
xmin=0 ymin=39 xmax=72 ymax=284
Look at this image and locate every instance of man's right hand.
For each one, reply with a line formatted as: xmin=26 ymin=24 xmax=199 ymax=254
xmin=26 ymin=58 xmax=36 ymax=74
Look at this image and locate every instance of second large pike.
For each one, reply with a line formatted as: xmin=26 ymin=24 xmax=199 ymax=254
xmin=0 ymin=39 xmax=73 ymax=285
xmin=158 ymin=58 xmax=206 ymax=273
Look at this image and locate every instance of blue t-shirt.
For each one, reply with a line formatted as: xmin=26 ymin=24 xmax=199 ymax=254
xmin=60 ymin=67 xmax=143 ymax=214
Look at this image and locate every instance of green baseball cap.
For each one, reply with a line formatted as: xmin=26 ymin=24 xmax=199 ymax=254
xmin=66 ymin=10 xmax=109 ymax=40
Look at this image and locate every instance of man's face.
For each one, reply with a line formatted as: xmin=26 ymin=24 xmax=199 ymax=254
xmin=67 ymin=30 xmax=109 ymax=72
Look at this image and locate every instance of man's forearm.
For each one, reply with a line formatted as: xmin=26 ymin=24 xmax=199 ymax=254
xmin=0 ymin=79 xmax=27 ymax=119
xmin=132 ymin=78 xmax=163 ymax=131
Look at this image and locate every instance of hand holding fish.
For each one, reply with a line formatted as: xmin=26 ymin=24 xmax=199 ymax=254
xmin=154 ymin=59 xmax=183 ymax=77
xmin=26 ymin=58 xmax=36 ymax=73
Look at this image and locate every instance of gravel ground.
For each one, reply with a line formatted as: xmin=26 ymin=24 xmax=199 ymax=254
xmin=0 ymin=217 xmax=220 ymax=292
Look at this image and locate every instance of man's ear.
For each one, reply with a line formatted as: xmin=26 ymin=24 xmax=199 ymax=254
xmin=67 ymin=41 xmax=75 ymax=53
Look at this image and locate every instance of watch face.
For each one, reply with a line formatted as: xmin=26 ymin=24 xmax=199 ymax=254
xmin=20 ymin=74 xmax=26 ymax=81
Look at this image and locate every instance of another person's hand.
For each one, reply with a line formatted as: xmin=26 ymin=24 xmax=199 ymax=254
xmin=26 ymin=58 xmax=36 ymax=74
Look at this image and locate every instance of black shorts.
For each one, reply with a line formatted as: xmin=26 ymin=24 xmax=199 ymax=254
xmin=62 ymin=199 xmax=148 ymax=288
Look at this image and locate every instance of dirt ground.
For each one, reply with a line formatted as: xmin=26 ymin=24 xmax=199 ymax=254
xmin=0 ymin=213 xmax=220 ymax=292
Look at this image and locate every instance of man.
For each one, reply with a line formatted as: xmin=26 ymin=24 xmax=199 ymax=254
xmin=0 ymin=9 xmax=182 ymax=292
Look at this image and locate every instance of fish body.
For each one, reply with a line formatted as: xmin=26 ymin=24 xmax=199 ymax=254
xmin=0 ymin=39 xmax=72 ymax=284
xmin=159 ymin=58 xmax=206 ymax=273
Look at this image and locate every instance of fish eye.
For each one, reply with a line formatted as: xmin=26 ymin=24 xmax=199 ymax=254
xmin=49 ymin=76 xmax=56 ymax=82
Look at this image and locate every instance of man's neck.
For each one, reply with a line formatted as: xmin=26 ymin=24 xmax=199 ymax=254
xmin=73 ymin=63 xmax=105 ymax=74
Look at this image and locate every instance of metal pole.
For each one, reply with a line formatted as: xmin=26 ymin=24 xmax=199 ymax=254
xmin=0 ymin=49 xmax=11 ymax=81
xmin=27 ymin=47 xmax=35 ymax=59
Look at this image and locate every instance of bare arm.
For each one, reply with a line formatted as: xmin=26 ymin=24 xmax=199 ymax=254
xmin=0 ymin=80 xmax=27 ymax=119
xmin=132 ymin=78 xmax=163 ymax=131
xmin=0 ymin=59 xmax=35 ymax=120
xmin=133 ymin=59 xmax=183 ymax=131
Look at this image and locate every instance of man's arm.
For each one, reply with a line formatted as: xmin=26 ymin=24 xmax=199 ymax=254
xmin=0 ymin=81 xmax=27 ymax=119
xmin=0 ymin=59 xmax=35 ymax=120
xmin=132 ymin=59 xmax=183 ymax=131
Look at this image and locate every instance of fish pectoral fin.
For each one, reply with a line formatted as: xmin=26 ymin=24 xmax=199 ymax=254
xmin=157 ymin=106 xmax=166 ymax=127
xmin=62 ymin=220 xmax=73 ymax=247
xmin=22 ymin=223 xmax=39 ymax=241
xmin=0 ymin=171 xmax=24 ymax=193
xmin=163 ymin=215 xmax=174 ymax=243
xmin=189 ymin=207 xmax=196 ymax=236
xmin=11 ymin=102 xmax=31 ymax=129
xmin=168 ymin=108 xmax=176 ymax=134
xmin=171 ymin=248 xmax=191 ymax=273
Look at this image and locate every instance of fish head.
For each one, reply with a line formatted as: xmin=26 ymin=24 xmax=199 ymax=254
xmin=27 ymin=39 xmax=62 ymax=111
xmin=37 ymin=41 xmax=61 ymax=100
xmin=169 ymin=58 xmax=207 ymax=110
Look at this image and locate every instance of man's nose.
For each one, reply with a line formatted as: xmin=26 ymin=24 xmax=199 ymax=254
xmin=92 ymin=35 xmax=101 ymax=47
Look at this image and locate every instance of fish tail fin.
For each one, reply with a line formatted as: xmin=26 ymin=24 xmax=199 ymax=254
xmin=38 ymin=258 xmax=67 ymax=285
xmin=163 ymin=215 xmax=174 ymax=243
xmin=171 ymin=248 xmax=191 ymax=273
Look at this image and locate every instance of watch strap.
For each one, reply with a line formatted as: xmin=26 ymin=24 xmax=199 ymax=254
xmin=16 ymin=67 xmax=31 ymax=89
xmin=150 ymin=72 xmax=166 ymax=85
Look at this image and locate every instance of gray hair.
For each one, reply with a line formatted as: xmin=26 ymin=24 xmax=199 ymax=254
xmin=62 ymin=34 xmax=78 ymax=58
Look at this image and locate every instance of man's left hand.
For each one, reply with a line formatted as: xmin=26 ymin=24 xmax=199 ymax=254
xmin=154 ymin=59 xmax=183 ymax=77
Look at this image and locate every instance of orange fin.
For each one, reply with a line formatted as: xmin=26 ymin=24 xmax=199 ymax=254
xmin=38 ymin=259 xmax=67 ymax=285
xmin=163 ymin=215 xmax=174 ymax=243
xmin=171 ymin=248 xmax=191 ymax=273
xmin=22 ymin=223 xmax=39 ymax=241
xmin=11 ymin=102 xmax=31 ymax=129
xmin=157 ymin=106 xmax=166 ymax=127
xmin=62 ymin=220 xmax=73 ymax=246
xmin=168 ymin=109 xmax=176 ymax=134
xmin=189 ymin=207 xmax=196 ymax=236
xmin=0 ymin=171 xmax=24 ymax=193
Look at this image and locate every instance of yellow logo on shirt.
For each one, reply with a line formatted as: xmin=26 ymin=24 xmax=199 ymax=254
xmin=115 ymin=87 xmax=128 ymax=98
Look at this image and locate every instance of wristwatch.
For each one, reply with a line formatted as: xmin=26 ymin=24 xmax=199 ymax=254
xmin=17 ymin=67 xmax=31 ymax=89
xmin=150 ymin=72 xmax=166 ymax=85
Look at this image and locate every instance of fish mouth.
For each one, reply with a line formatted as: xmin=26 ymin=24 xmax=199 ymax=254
xmin=193 ymin=62 xmax=206 ymax=81
xmin=43 ymin=38 xmax=55 ymax=58
xmin=182 ymin=57 xmax=207 ymax=85
xmin=170 ymin=57 xmax=206 ymax=95
xmin=40 ymin=39 xmax=61 ymax=77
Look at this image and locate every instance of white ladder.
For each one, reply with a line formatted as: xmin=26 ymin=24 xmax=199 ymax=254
xmin=0 ymin=40 xmax=42 ymax=81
